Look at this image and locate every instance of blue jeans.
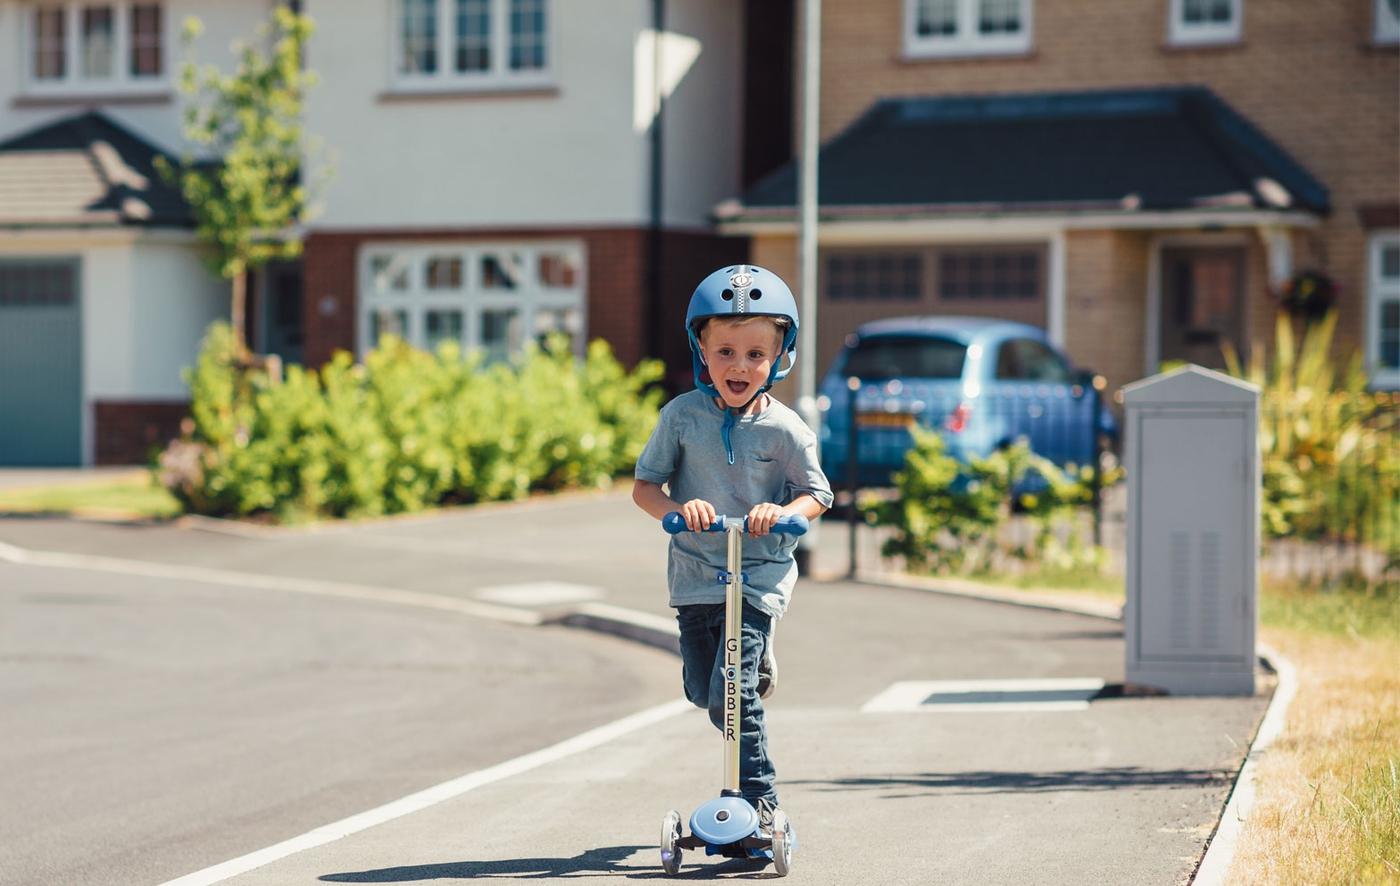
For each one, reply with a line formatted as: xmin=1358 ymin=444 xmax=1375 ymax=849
xmin=676 ymin=601 xmax=776 ymax=807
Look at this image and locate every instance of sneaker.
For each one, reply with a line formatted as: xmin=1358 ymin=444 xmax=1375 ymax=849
xmin=753 ymin=796 xmax=796 ymax=846
xmin=757 ymin=625 xmax=777 ymax=699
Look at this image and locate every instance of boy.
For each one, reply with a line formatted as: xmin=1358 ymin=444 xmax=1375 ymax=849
xmin=632 ymin=264 xmax=832 ymax=834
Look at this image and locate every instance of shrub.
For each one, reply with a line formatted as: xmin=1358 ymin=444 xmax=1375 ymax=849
xmin=860 ymin=430 xmax=1108 ymax=575
xmin=156 ymin=323 xmax=663 ymax=521
xmin=1224 ymin=311 xmax=1400 ymax=549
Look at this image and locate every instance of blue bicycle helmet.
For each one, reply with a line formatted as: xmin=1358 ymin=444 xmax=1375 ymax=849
xmin=685 ymin=264 xmax=800 ymax=400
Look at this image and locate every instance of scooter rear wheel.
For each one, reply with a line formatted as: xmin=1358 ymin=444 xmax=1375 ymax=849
xmin=660 ymin=809 xmax=683 ymax=875
xmin=771 ymin=809 xmax=793 ymax=876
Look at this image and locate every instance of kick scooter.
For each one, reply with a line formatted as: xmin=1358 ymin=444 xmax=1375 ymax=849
xmin=657 ymin=511 xmax=808 ymax=877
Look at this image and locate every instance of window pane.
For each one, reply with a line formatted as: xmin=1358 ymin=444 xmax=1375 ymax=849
xmin=1183 ymin=0 xmax=1234 ymax=24
xmin=0 ymin=264 xmax=76 ymax=307
xmin=370 ymin=255 xmax=410 ymax=293
xmin=916 ymin=0 xmax=958 ymax=36
xmin=482 ymin=253 xmax=524 ymax=290
xmin=130 ymin=4 xmax=162 ymax=77
xmin=426 ymin=257 xmax=462 ymax=289
xmin=979 ymin=0 xmax=1021 ymax=34
xmin=481 ymin=308 xmax=521 ymax=364
xmin=533 ymin=305 xmax=580 ymax=350
xmin=401 ymin=0 xmax=438 ymax=74
xmin=82 ymin=7 xmax=114 ymax=78
xmin=1381 ymin=301 xmax=1399 ymax=369
xmin=826 ymin=253 xmax=921 ymax=301
xmin=371 ymin=309 xmax=408 ymax=345
xmin=538 ymin=252 xmax=578 ymax=288
xmin=33 ymin=7 xmax=67 ymax=80
xmin=1014 ymin=340 xmax=1071 ymax=383
xmin=455 ymin=0 xmax=490 ymax=72
xmin=509 ymin=0 xmax=547 ymax=70
xmin=425 ymin=309 xmax=464 ymax=352
xmin=844 ymin=336 xmax=967 ymax=380
xmin=940 ymin=250 xmax=1040 ymax=300
xmin=1382 ymin=244 xmax=1400 ymax=280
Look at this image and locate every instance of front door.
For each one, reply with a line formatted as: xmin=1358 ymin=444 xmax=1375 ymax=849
xmin=1159 ymin=247 xmax=1246 ymax=371
xmin=0 ymin=260 xmax=82 ymax=466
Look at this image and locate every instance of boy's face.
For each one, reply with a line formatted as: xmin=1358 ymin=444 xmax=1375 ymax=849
xmin=698 ymin=319 xmax=783 ymax=409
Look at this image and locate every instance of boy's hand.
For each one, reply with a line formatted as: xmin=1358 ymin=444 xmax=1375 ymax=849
xmin=679 ymin=498 xmax=717 ymax=532
xmin=746 ymin=502 xmax=784 ymax=537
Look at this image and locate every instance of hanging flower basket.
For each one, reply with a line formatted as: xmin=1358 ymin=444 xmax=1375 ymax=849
xmin=1277 ymin=270 xmax=1337 ymax=321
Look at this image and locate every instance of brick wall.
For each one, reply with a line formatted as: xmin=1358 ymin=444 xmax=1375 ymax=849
xmin=300 ymin=226 xmax=743 ymax=380
xmin=94 ymin=400 xmax=189 ymax=466
xmin=813 ymin=0 xmax=1400 ymax=365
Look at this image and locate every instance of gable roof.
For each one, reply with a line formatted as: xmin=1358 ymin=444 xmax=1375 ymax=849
xmin=0 ymin=111 xmax=193 ymax=229
xmin=726 ymin=87 xmax=1329 ymax=222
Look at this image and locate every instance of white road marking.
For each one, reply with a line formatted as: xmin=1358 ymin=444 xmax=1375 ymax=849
xmin=862 ymin=678 xmax=1106 ymax=713
xmin=474 ymin=581 xmax=604 ymax=606
xmin=0 ymin=540 xmax=541 ymax=625
xmin=154 ymin=697 xmax=695 ymax=886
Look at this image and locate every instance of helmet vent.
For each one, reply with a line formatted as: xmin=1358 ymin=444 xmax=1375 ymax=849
xmin=751 ymin=289 xmax=762 ymax=299
xmin=721 ymin=289 xmax=734 ymax=301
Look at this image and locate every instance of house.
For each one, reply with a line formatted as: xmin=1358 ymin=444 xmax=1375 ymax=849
xmin=2 ymin=1 xmax=1395 ymax=467
xmin=733 ymin=0 xmax=1400 ymax=407
xmin=0 ymin=0 xmax=766 ymax=465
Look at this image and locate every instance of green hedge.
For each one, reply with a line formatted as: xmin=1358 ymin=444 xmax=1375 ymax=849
xmin=156 ymin=322 xmax=663 ymax=521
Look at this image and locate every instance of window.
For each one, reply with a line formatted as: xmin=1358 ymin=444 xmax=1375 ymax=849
xmin=939 ymin=249 xmax=1040 ymax=300
xmin=359 ymin=243 xmax=585 ymax=362
xmin=0 ymin=263 xmax=77 ymax=306
xmin=393 ymin=0 xmax=552 ymax=92
xmin=1368 ymin=233 xmax=1400 ymax=388
xmin=1168 ymin=0 xmax=1242 ymax=46
xmin=843 ymin=336 xmax=968 ymax=380
xmin=826 ymin=253 xmax=922 ymax=301
xmin=1376 ymin=0 xmax=1400 ymax=44
xmin=904 ymin=0 xmax=1032 ymax=59
xmin=994 ymin=339 xmax=1070 ymax=382
xmin=23 ymin=2 xmax=166 ymax=93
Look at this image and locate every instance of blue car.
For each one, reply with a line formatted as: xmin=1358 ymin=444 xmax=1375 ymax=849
xmin=818 ymin=316 xmax=1118 ymax=486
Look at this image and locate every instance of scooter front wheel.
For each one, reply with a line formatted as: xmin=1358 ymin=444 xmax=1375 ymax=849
xmin=771 ymin=809 xmax=793 ymax=876
xmin=660 ymin=809 xmax=684 ymax=875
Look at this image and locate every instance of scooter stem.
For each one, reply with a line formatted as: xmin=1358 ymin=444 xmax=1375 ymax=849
xmin=722 ymin=521 xmax=743 ymax=796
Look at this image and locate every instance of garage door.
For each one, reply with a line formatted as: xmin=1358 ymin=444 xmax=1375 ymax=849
xmin=0 ymin=260 xmax=82 ymax=466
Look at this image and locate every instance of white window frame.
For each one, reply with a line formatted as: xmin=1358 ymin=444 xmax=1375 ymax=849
xmin=389 ymin=0 xmax=554 ymax=94
xmin=1366 ymin=231 xmax=1400 ymax=390
xmin=19 ymin=2 xmax=169 ymax=97
xmin=1167 ymin=0 xmax=1243 ymax=47
xmin=357 ymin=242 xmax=587 ymax=362
xmin=902 ymin=0 xmax=1033 ymax=60
xmin=1375 ymin=0 xmax=1400 ymax=45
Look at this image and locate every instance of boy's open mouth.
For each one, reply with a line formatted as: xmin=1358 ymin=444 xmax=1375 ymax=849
xmin=725 ymin=380 xmax=750 ymax=396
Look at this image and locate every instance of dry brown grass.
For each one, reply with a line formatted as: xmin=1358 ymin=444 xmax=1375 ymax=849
xmin=1227 ymin=625 xmax=1400 ymax=885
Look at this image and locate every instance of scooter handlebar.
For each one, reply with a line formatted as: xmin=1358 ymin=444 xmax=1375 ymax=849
xmin=662 ymin=512 xmax=809 ymax=536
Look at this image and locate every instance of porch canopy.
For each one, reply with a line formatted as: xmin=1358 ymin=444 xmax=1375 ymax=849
xmin=0 ymin=110 xmax=192 ymax=229
xmin=719 ymin=86 xmax=1328 ymax=226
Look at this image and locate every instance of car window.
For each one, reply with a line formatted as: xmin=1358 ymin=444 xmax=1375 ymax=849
xmin=1014 ymin=339 xmax=1072 ymax=383
xmin=994 ymin=341 xmax=1022 ymax=379
xmin=842 ymin=335 xmax=967 ymax=380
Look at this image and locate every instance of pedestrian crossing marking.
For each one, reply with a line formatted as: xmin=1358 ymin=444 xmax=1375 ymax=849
xmin=862 ymin=678 xmax=1106 ymax=713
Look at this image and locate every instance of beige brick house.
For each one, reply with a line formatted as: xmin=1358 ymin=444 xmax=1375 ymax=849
xmin=724 ymin=0 xmax=1400 ymax=400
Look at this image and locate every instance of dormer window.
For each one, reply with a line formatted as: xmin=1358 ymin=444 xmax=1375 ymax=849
xmin=1168 ymin=0 xmax=1243 ymax=47
xmin=23 ymin=2 xmax=166 ymax=94
xmin=903 ymin=0 xmax=1033 ymax=60
xmin=393 ymin=0 xmax=552 ymax=93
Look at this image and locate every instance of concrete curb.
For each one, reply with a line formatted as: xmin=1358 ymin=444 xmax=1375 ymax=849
xmin=1188 ymin=642 xmax=1298 ymax=886
xmin=848 ymin=569 xmax=1125 ymax=620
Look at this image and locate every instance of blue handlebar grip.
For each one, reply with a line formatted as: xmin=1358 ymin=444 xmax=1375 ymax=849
xmin=662 ymin=513 xmax=809 ymax=536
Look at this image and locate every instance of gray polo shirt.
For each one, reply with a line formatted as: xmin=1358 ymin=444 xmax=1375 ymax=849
xmin=635 ymin=389 xmax=833 ymax=619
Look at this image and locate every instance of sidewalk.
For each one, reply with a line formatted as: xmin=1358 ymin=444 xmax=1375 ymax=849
xmin=0 ymin=489 xmax=1270 ymax=884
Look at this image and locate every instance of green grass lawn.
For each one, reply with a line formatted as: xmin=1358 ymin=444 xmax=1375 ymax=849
xmin=0 ymin=472 xmax=182 ymax=520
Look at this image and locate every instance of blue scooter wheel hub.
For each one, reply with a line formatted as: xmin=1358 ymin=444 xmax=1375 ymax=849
xmin=689 ymin=796 xmax=759 ymax=846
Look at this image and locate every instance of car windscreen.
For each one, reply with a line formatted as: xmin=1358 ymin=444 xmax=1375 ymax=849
xmin=842 ymin=335 xmax=968 ymax=381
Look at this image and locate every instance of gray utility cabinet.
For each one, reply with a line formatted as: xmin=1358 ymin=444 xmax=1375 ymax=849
xmin=1121 ymin=365 xmax=1260 ymax=696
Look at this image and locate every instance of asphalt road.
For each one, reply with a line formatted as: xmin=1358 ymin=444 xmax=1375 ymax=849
xmin=0 ymin=495 xmax=1270 ymax=885
xmin=0 ymin=557 xmax=677 ymax=886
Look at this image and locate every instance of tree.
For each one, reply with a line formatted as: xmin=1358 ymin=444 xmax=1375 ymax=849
xmin=157 ymin=7 xmax=327 ymax=358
